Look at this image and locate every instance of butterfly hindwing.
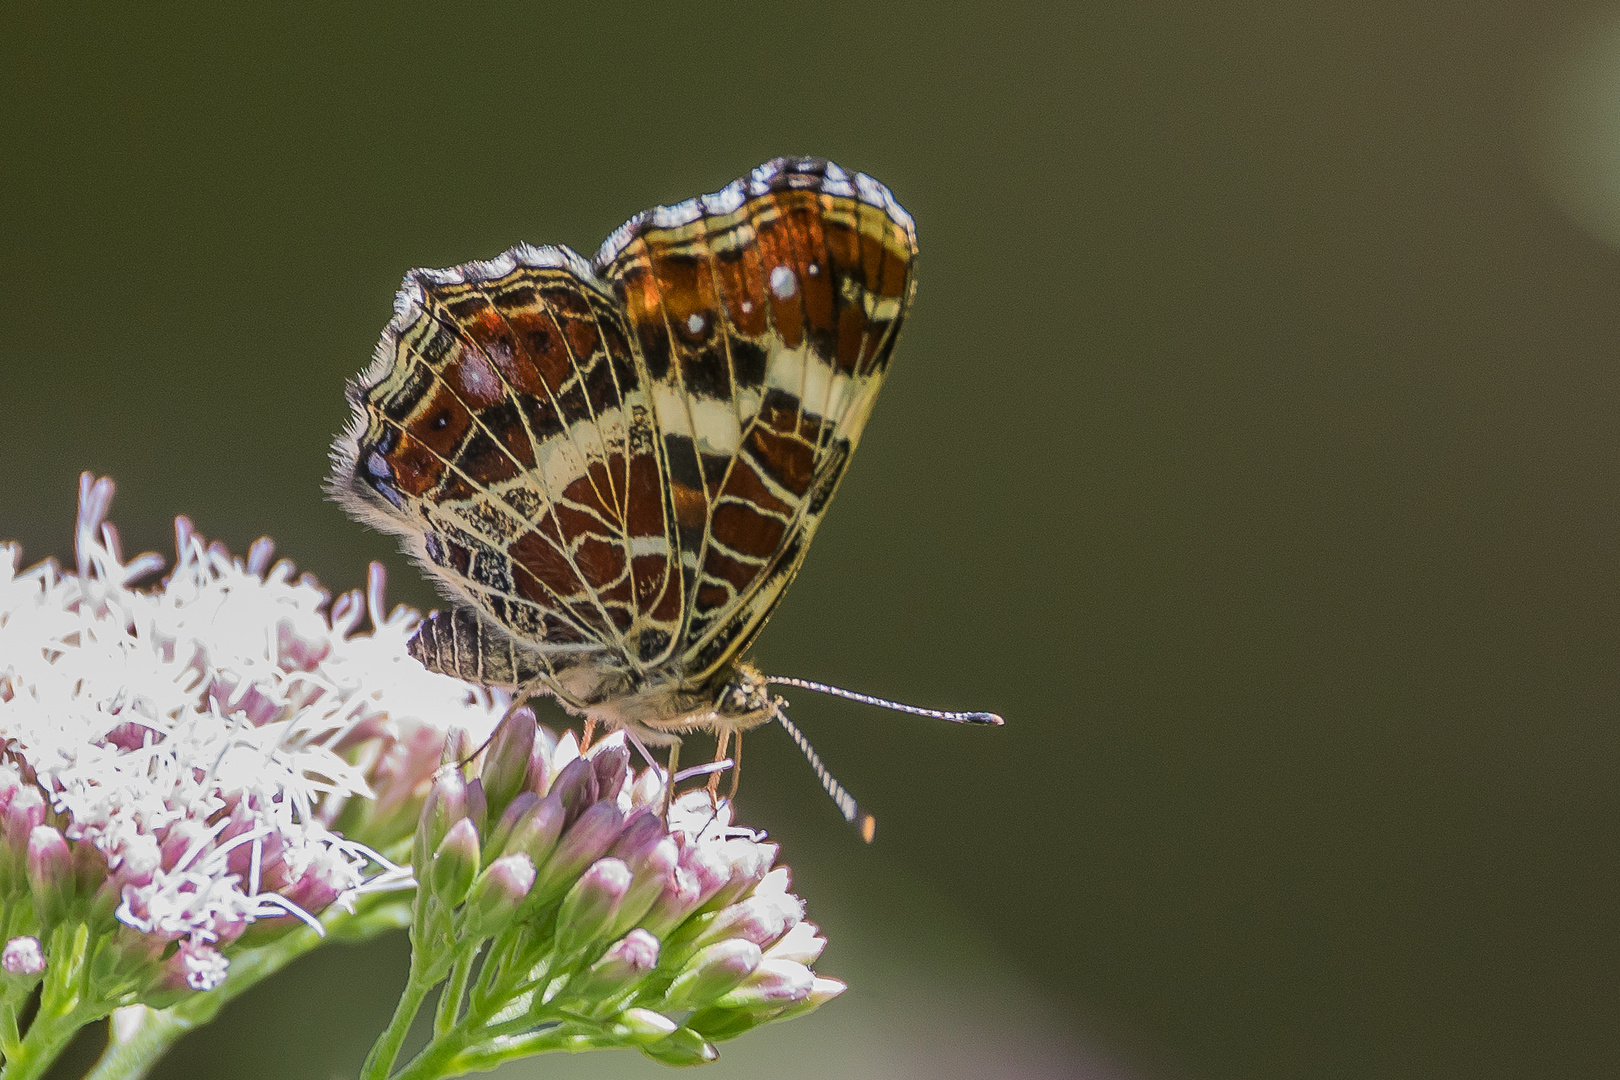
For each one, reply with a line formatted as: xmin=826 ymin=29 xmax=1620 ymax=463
xmin=331 ymin=245 xmax=681 ymax=703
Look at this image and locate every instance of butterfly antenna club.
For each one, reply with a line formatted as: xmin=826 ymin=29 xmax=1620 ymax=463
xmin=771 ymin=703 xmax=876 ymax=843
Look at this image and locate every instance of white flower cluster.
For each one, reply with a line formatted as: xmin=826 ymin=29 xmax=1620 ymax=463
xmin=0 ymin=476 xmax=505 ymax=983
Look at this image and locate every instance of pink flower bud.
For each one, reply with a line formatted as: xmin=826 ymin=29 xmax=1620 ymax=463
xmin=480 ymin=707 xmax=536 ymax=818
xmin=662 ymin=939 xmax=762 ymax=1010
xmin=5 ymin=788 xmax=45 ymax=853
xmin=431 ymin=818 xmax=481 ymax=907
xmin=1 ymin=937 xmax=44 ymax=977
xmin=638 ymin=865 xmax=704 ymax=940
xmin=27 ymin=825 xmax=72 ymax=926
xmin=561 ymin=928 xmax=661 ymax=1011
xmin=414 ymin=767 xmax=468 ymax=872
xmin=532 ymin=802 xmax=623 ymax=903
xmin=464 ymin=853 xmax=535 ymax=935
xmin=504 ymin=793 xmax=566 ymax=871
xmin=548 ymin=757 xmax=598 ymax=827
xmin=608 ymin=835 xmax=678 ymax=939
xmin=591 ymin=744 xmax=630 ymax=806
xmin=701 ymin=842 xmax=775 ymax=913
xmin=483 ymin=790 xmax=539 ymax=859
xmin=553 ymin=857 xmax=632 ymax=956
xmin=464 ymin=777 xmax=488 ymax=836
xmin=713 ymin=957 xmax=815 ymax=1011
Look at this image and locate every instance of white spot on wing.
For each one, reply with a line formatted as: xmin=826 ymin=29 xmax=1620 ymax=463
xmin=459 ymin=353 xmax=500 ymax=404
xmin=687 ymin=312 xmax=706 ymax=335
xmin=770 ymin=265 xmax=798 ymax=300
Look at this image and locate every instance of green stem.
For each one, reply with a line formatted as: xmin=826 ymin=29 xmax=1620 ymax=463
xmin=2 ymin=923 xmax=107 ymax=1080
xmin=0 ymin=994 xmax=24 ymax=1061
xmin=390 ymin=1029 xmax=471 ymax=1080
xmin=0 ymin=1000 xmax=95 ymax=1080
xmin=361 ymin=977 xmax=432 ymax=1080
xmin=78 ymin=1009 xmax=187 ymax=1080
xmin=433 ymin=953 xmax=472 ymax=1037
xmin=84 ymin=897 xmax=413 ymax=1080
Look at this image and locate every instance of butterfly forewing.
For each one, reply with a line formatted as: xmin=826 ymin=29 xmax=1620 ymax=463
xmin=595 ymin=160 xmax=918 ymax=682
xmin=332 ymin=158 xmax=917 ymax=713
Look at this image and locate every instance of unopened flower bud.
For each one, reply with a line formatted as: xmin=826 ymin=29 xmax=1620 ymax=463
xmin=480 ymin=707 xmax=536 ymax=818
xmin=608 ymin=835 xmax=678 ymax=939
xmin=561 ymin=928 xmax=660 ymax=1011
xmin=547 ymin=757 xmax=598 ymax=826
xmin=591 ymin=743 xmax=630 ymax=806
xmin=1 ymin=936 xmax=44 ymax=977
xmin=27 ymin=825 xmax=72 ymax=927
xmin=463 ymin=853 xmax=534 ymax=935
xmin=639 ymin=1026 xmax=718 ymax=1067
xmin=532 ymin=802 xmax=623 ymax=903
xmin=5 ymin=788 xmax=45 ymax=854
xmin=712 ymin=957 xmax=814 ymax=1011
xmin=553 ymin=857 xmax=631 ymax=957
xmin=662 ymin=939 xmax=762 ymax=1010
xmin=524 ymin=722 xmax=554 ymax=799
xmin=614 ymin=1006 xmax=678 ymax=1044
xmin=705 ymin=891 xmax=802 ymax=951
xmin=414 ymin=767 xmax=468 ymax=872
xmin=483 ymin=790 xmax=539 ymax=860
xmin=505 ymin=794 xmax=566 ymax=872
xmin=701 ymin=841 xmax=775 ymax=912
xmin=464 ymin=778 xmax=488 ymax=836
xmin=609 ymin=809 xmax=662 ymax=861
xmin=638 ymin=865 xmax=704 ymax=940
xmin=768 ymin=975 xmax=847 ymax=1023
xmin=431 ymin=818 xmax=481 ymax=908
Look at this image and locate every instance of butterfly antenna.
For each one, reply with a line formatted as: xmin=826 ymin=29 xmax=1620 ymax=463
xmin=765 ymin=676 xmax=1005 ymax=726
xmin=772 ymin=702 xmax=877 ymax=843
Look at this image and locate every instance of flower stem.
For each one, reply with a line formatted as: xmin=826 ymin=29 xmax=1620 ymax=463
xmin=361 ymin=976 xmax=432 ymax=1080
xmin=1 ymin=1001 xmax=92 ymax=1080
xmin=433 ymin=953 xmax=472 ymax=1037
xmin=389 ymin=1029 xmax=470 ymax=1080
xmin=2 ymin=923 xmax=108 ymax=1080
xmin=83 ymin=896 xmax=413 ymax=1080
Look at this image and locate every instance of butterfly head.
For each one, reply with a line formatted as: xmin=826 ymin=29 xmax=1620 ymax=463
xmin=712 ymin=662 xmax=780 ymax=731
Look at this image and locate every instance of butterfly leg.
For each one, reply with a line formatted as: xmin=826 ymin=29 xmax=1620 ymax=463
xmin=581 ymin=716 xmax=597 ymax=752
xmin=727 ymin=732 xmax=742 ymax=802
xmin=706 ymin=730 xmax=732 ymax=805
xmin=661 ymin=737 xmax=682 ymax=817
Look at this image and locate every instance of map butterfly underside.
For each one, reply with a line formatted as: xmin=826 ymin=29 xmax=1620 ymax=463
xmin=330 ymin=157 xmax=999 ymax=834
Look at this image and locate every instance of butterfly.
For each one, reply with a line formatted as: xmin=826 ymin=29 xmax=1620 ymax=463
xmin=330 ymin=157 xmax=997 ymax=832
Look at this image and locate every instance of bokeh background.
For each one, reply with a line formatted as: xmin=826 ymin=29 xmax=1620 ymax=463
xmin=4 ymin=2 xmax=1618 ymax=1077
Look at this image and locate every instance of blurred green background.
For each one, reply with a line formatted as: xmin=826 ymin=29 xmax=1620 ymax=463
xmin=4 ymin=1 xmax=1619 ymax=1077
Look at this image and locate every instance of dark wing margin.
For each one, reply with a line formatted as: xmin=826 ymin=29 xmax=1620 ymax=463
xmin=328 ymin=243 xmax=680 ymax=706
xmin=595 ymin=157 xmax=918 ymax=683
